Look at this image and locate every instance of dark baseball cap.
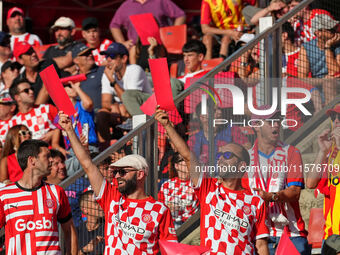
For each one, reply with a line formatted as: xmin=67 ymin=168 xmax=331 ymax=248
xmin=100 ymin=42 xmax=129 ymax=58
xmin=82 ymin=17 xmax=98 ymax=30
xmin=0 ymin=32 xmax=10 ymax=46
xmin=71 ymin=43 xmax=93 ymax=59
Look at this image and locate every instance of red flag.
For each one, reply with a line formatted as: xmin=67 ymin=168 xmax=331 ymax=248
xmin=39 ymin=65 xmax=76 ymax=116
xmin=275 ymin=228 xmax=300 ymax=255
xmin=159 ymin=240 xmax=210 ymax=255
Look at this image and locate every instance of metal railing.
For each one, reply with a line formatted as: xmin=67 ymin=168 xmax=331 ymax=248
xmin=57 ymin=0 xmax=319 ymax=246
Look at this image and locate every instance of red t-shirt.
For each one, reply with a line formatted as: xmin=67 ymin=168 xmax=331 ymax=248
xmin=95 ymin=180 xmax=178 ymax=254
xmin=0 ymin=182 xmax=72 ymax=254
xmin=194 ymin=176 xmax=268 ymax=255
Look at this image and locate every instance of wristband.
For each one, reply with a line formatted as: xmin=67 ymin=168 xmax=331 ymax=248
xmin=110 ymin=81 xmax=116 ymax=87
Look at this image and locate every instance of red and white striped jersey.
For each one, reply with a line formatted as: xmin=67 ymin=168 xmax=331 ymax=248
xmin=89 ymin=39 xmax=113 ymax=66
xmin=11 ymin=104 xmax=58 ymax=140
xmin=243 ymin=139 xmax=307 ymax=238
xmin=293 ymin=9 xmax=334 ymax=45
xmin=95 ymin=180 xmax=178 ymax=255
xmin=194 ymin=176 xmax=269 ymax=255
xmin=10 ymin=33 xmax=42 ymax=51
xmin=158 ymin=177 xmax=199 ymax=226
xmin=0 ymin=182 xmax=72 ymax=255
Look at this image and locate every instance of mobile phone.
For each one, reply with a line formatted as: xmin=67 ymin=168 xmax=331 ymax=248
xmin=82 ymin=123 xmax=89 ymax=144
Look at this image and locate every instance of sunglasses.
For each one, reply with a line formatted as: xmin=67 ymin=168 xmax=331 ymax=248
xmin=18 ymin=87 xmax=33 ymax=94
xmin=64 ymin=84 xmax=72 ymax=89
xmin=18 ymin=130 xmax=32 ymax=136
xmin=216 ymin=151 xmax=242 ymax=162
xmin=112 ymin=168 xmax=138 ymax=177
xmin=330 ymin=113 xmax=340 ymax=122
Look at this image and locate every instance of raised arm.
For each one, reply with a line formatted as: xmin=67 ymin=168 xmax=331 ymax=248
xmin=155 ymin=107 xmax=200 ymax=186
xmin=58 ymin=111 xmax=104 ymax=196
xmin=72 ymin=82 xmax=93 ymax=111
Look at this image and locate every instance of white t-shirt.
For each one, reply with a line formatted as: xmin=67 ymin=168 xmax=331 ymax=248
xmin=102 ymin=64 xmax=152 ymax=102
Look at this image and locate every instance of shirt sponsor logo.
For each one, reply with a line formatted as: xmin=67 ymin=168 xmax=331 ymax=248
xmin=115 ymin=215 xmax=146 ymax=238
xmin=15 ymin=217 xmax=53 ymax=231
xmin=214 ymin=208 xmax=249 ymax=229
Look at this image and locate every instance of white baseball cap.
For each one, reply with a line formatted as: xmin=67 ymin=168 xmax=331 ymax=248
xmin=51 ymin=17 xmax=75 ymax=29
xmin=110 ymin=154 xmax=149 ymax=176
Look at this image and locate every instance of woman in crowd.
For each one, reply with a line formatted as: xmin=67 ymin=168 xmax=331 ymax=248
xmin=0 ymin=125 xmax=31 ymax=183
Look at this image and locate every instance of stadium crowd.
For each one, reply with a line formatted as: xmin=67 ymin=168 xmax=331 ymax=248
xmin=0 ymin=0 xmax=340 ymax=254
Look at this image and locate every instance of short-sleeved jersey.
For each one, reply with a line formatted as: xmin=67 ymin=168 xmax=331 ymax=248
xmin=95 ymin=180 xmax=178 ymax=255
xmin=89 ymin=39 xmax=113 ymax=66
xmin=10 ymin=33 xmax=42 ymax=51
xmin=201 ymin=0 xmax=245 ymax=30
xmin=158 ymin=177 xmax=199 ymax=227
xmin=244 ymin=139 xmax=307 ymax=238
xmin=11 ymin=104 xmax=58 ymax=140
xmin=293 ymin=9 xmax=334 ymax=45
xmin=0 ymin=182 xmax=72 ymax=254
xmin=194 ymin=176 xmax=268 ymax=255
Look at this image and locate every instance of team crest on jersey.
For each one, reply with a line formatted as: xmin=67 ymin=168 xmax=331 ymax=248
xmin=37 ymin=116 xmax=44 ymax=125
xmin=242 ymin=205 xmax=251 ymax=216
xmin=272 ymin=172 xmax=279 ymax=179
xmin=45 ymin=199 xmax=55 ymax=209
xmin=141 ymin=214 xmax=152 ymax=224
xmin=168 ymin=227 xmax=176 ymax=235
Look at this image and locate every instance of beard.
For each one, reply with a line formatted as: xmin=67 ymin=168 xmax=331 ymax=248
xmin=57 ymin=35 xmax=73 ymax=46
xmin=118 ymin=173 xmax=137 ymax=196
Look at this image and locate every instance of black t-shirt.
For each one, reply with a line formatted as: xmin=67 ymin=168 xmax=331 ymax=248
xmin=78 ymin=219 xmax=105 ymax=255
xmin=43 ymin=41 xmax=80 ymax=59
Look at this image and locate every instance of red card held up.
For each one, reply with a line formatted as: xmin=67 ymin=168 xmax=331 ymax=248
xmin=140 ymin=93 xmax=182 ymax=126
xmin=148 ymin=58 xmax=176 ymax=111
xmin=39 ymin=65 xmax=76 ymax=116
xmin=129 ymin=13 xmax=162 ymax=45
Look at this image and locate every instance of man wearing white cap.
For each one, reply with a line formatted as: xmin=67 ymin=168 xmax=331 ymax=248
xmin=43 ymin=17 xmax=78 ymax=70
xmin=298 ymin=14 xmax=340 ymax=104
xmin=58 ymin=111 xmax=178 ymax=255
xmin=6 ymin=6 xmax=42 ymax=50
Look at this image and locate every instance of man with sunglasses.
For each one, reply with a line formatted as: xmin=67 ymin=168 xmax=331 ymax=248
xmin=243 ymin=105 xmax=309 ymax=255
xmin=13 ymin=41 xmax=69 ymax=104
xmin=58 ymin=111 xmax=178 ymax=254
xmin=98 ymin=42 xmax=152 ymax=150
xmin=0 ymin=91 xmax=16 ymax=145
xmin=155 ymin=108 xmax=269 ymax=255
xmin=6 ymin=7 xmax=42 ymax=51
xmin=8 ymin=78 xmax=65 ymax=154
xmin=306 ymin=103 xmax=340 ymax=254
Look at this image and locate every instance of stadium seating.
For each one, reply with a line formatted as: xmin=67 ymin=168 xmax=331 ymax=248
xmin=160 ymin=24 xmax=187 ymax=54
